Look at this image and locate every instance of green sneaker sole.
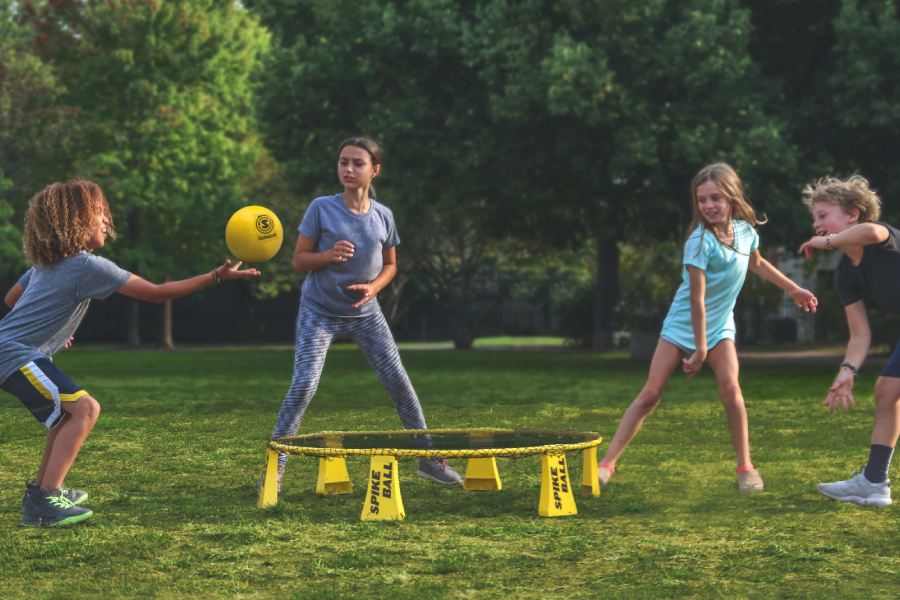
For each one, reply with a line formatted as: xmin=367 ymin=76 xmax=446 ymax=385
xmin=21 ymin=509 xmax=94 ymax=527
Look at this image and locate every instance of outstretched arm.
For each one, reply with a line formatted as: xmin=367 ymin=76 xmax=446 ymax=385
xmin=825 ymin=301 xmax=870 ymax=412
xmin=748 ymin=250 xmax=818 ymax=312
xmin=117 ymin=259 xmax=260 ymax=303
xmin=798 ymin=223 xmax=889 ymax=259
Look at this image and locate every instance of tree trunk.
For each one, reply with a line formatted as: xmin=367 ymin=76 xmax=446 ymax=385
xmin=592 ymin=236 xmax=619 ymax=351
xmin=160 ymin=299 xmax=174 ymax=350
xmin=127 ymin=299 xmax=140 ymax=346
xmin=450 ymin=301 xmax=474 ymax=349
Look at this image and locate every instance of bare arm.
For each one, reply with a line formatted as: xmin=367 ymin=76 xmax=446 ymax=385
xmin=825 ymin=300 xmax=870 ymax=412
xmin=5 ymin=283 xmax=24 ymax=309
xmin=292 ymin=233 xmax=355 ymax=272
xmin=347 ymin=247 xmax=398 ymax=309
xmin=748 ymin=250 xmax=818 ymax=312
xmin=682 ymin=266 xmax=707 ymax=377
xmin=117 ymin=259 xmax=260 ymax=303
xmin=799 ymin=223 xmax=889 ymax=259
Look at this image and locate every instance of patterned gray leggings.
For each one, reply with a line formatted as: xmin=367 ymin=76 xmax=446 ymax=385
xmin=271 ymin=304 xmax=428 ymax=468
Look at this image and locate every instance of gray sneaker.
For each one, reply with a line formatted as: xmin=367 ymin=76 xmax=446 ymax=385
xmin=817 ymin=472 xmax=892 ymax=507
xmin=416 ymin=458 xmax=462 ymax=485
xmin=22 ymin=488 xmax=93 ymax=527
xmin=25 ymin=481 xmax=87 ymax=506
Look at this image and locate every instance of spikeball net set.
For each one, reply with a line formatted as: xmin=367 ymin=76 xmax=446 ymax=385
xmin=258 ymin=428 xmax=604 ymax=520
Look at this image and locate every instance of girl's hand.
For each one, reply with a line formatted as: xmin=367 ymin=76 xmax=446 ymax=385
xmin=682 ymin=349 xmax=707 ymax=378
xmin=329 ymin=240 xmax=355 ymax=263
xmin=347 ymin=283 xmax=377 ymax=309
xmin=788 ymin=287 xmax=818 ymax=312
xmin=64 ymin=337 xmax=74 ymax=350
xmin=798 ymin=236 xmax=829 ymax=260
xmin=825 ymin=369 xmax=856 ymax=412
xmin=215 ymin=259 xmax=261 ymax=281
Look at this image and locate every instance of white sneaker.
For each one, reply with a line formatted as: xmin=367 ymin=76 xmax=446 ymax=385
xmin=816 ymin=472 xmax=892 ymax=507
xmin=738 ymin=468 xmax=764 ymax=494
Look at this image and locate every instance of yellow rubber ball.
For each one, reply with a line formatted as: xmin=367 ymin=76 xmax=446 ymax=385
xmin=225 ymin=205 xmax=284 ymax=263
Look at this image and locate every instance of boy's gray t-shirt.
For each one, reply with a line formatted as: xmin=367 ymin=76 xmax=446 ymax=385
xmin=298 ymin=194 xmax=400 ymax=318
xmin=0 ymin=252 xmax=131 ymax=383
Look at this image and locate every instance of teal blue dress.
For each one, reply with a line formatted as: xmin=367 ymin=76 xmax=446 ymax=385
xmin=660 ymin=220 xmax=759 ymax=351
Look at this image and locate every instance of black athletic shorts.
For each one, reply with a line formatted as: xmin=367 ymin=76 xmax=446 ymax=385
xmin=882 ymin=341 xmax=900 ymax=378
xmin=1 ymin=358 xmax=88 ymax=429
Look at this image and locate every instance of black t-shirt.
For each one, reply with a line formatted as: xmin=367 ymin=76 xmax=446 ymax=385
xmin=834 ymin=221 xmax=900 ymax=314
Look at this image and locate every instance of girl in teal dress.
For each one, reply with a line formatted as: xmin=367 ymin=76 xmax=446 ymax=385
xmin=598 ymin=163 xmax=818 ymax=493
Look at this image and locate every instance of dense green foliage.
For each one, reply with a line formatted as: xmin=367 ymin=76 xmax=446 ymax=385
xmin=23 ymin=0 xmax=271 ymax=280
xmin=3 ymin=0 xmax=900 ymax=345
xmin=0 ymin=347 xmax=896 ymax=597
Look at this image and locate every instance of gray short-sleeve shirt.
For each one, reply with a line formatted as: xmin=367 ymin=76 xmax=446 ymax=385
xmin=298 ymin=194 xmax=400 ymax=318
xmin=0 ymin=252 xmax=131 ymax=383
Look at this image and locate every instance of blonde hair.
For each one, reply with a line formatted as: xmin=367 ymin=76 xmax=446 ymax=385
xmin=23 ymin=180 xmax=115 ymax=266
xmin=688 ymin=162 xmax=766 ymax=235
xmin=802 ymin=175 xmax=881 ymax=222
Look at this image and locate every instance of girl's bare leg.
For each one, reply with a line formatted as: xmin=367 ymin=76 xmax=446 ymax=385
xmin=599 ymin=340 xmax=683 ymax=471
xmin=705 ymin=340 xmax=752 ymax=468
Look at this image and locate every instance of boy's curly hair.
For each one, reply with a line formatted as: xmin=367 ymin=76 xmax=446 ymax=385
xmin=23 ymin=180 xmax=115 ymax=266
xmin=802 ymin=175 xmax=881 ymax=222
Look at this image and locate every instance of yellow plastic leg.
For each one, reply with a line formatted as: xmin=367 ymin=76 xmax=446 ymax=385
xmin=361 ymin=455 xmax=405 ymax=521
xmin=538 ymin=453 xmax=578 ymax=517
xmin=463 ymin=457 xmax=502 ymax=490
xmin=316 ymin=457 xmax=353 ymax=495
xmin=581 ymin=446 xmax=601 ymax=497
xmin=257 ymin=448 xmax=280 ymax=508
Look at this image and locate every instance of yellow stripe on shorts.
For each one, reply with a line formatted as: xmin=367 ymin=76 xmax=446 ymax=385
xmin=20 ymin=363 xmax=54 ymax=401
xmin=20 ymin=363 xmax=88 ymax=403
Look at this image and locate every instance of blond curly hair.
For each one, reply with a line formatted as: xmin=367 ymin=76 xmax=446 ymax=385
xmin=23 ymin=180 xmax=115 ymax=266
xmin=801 ymin=175 xmax=881 ymax=222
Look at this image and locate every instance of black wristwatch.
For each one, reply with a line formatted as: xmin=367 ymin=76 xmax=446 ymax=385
xmin=839 ymin=361 xmax=858 ymax=377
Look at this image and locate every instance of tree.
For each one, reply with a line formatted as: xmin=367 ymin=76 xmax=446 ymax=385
xmin=23 ymin=0 xmax=271 ymax=346
xmin=248 ymin=0 xmax=507 ymax=348
xmin=824 ymin=0 xmax=900 ymax=219
xmin=464 ymin=0 xmax=797 ymax=348
xmin=0 ymin=1 xmax=74 ymax=271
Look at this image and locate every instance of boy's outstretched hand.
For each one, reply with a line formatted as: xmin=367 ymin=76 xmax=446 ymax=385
xmin=216 ymin=259 xmax=261 ymax=281
xmin=825 ymin=370 xmax=856 ymax=412
xmin=798 ymin=235 xmax=828 ymax=260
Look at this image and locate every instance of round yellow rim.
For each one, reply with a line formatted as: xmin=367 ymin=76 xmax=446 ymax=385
xmin=268 ymin=428 xmax=603 ymax=459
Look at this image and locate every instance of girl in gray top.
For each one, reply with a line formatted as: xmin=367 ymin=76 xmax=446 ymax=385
xmin=265 ymin=138 xmax=461 ymax=487
xmin=1 ymin=180 xmax=259 ymax=526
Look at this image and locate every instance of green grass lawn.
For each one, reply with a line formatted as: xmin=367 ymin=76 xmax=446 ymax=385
xmin=0 ymin=346 xmax=897 ymax=599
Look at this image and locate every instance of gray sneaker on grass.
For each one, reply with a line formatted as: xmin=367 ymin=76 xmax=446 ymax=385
xmin=816 ymin=472 xmax=891 ymax=507
xmin=25 ymin=481 xmax=88 ymax=506
xmin=22 ymin=488 xmax=93 ymax=527
xmin=416 ymin=457 xmax=462 ymax=485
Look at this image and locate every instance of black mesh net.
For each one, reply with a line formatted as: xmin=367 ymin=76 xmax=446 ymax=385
xmin=270 ymin=429 xmax=601 ymax=457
